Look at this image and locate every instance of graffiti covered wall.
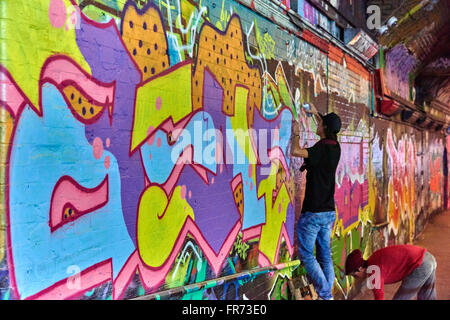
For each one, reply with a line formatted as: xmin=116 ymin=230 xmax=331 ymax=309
xmin=0 ymin=0 xmax=446 ymax=300
xmin=0 ymin=0 xmax=317 ymax=300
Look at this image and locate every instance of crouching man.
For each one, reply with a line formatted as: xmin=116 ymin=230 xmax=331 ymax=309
xmin=345 ymin=245 xmax=437 ymax=300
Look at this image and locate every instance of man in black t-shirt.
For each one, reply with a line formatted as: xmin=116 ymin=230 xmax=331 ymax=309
xmin=291 ymin=103 xmax=341 ymax=300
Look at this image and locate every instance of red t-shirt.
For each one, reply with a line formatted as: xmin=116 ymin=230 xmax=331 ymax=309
xmin=366 ymin=245 xmax=426 ymax=300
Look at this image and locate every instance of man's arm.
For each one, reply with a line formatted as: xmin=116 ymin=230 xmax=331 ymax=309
xmin=290 ymin=120 xmax=309 ymax=158
xmin=291 ymin=134 xmax=309 ymax=158
xmin=290 ymin=102 xmax=323 ymax=159
xmin=346 ymin=278 xmax=369 ymax=300
xmin=305 ymin=102 xmax=321 ymax=127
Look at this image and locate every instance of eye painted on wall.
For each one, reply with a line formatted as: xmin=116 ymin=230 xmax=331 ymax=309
xmin=167 ymin=131 xmax=175 ymax=145
xmin=63 ymin=206 xmax=76 ymax=220
xmin=49 ymin=175 xmax=109 ymax=232
xmin=63 ymin=85 xmax=108 ymax=124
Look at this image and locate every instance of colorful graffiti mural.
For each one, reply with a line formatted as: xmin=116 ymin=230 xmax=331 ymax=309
xmin=384 ymin=44 xmax=417 ymax=102
xmin=0 ymin=0 xmax=447 ymax=301
xmin=0 ymin=0 xmax=301 ymax=300
xmin=368 ymin=118 xmax=444 ymax=248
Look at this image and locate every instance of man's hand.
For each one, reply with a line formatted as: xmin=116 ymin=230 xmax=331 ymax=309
xmin=304 ymin=102 xmax=321 ymax=126
xmin=304 ymin=102 xmax=319 ymax=116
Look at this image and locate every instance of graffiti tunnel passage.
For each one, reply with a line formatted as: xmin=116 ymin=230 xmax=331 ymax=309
xmin=0 ymin=0 xmax=448 ymax=300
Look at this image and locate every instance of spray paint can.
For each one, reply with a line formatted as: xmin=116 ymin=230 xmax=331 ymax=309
xmin=303 ymin=103 xmax=312 ymax=117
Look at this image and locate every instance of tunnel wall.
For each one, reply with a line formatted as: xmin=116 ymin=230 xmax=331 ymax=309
xmin=0 ymin=0 xmax=446 ymax=300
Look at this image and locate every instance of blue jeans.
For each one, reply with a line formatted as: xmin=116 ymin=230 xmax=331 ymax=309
xmin=296 ymin=211 xmax=336 ymax=300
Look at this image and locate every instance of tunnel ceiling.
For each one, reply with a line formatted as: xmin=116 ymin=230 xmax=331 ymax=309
xmin=377 ymin=0 xmax=450 ymax=108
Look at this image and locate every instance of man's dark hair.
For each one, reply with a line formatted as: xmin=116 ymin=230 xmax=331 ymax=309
xmin=320 ymin=113 xmax=341 ymax=141
xmin=324 ymin=125 xmax=338 ymax=141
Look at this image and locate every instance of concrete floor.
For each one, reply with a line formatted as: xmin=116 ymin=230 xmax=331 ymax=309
xmin=354 ymin=211 xmax=450 ymax=300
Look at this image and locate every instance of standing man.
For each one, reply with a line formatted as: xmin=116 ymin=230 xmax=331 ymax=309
xmin=345 ymin=245 xmax=437 ymax=300
xmin=291 ymin=103 xmax=342 ymax=300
